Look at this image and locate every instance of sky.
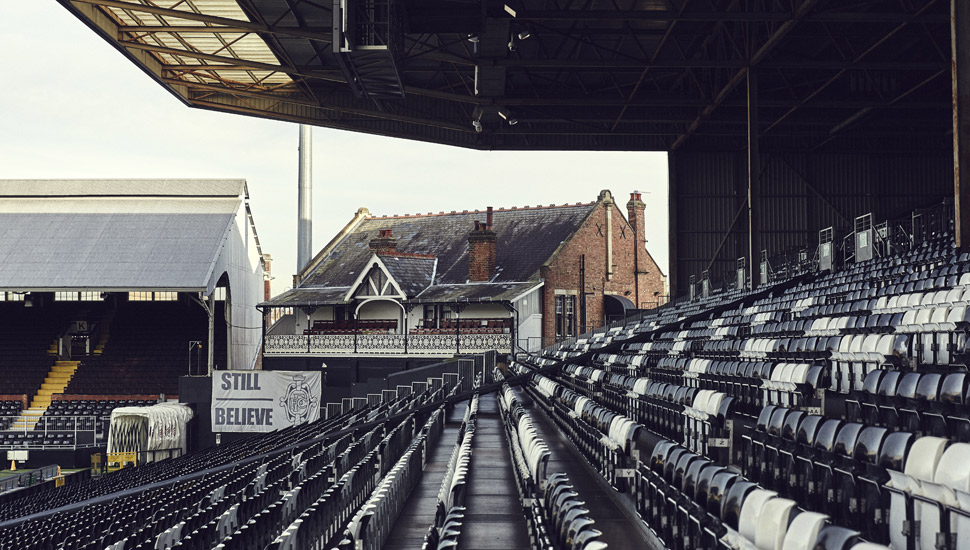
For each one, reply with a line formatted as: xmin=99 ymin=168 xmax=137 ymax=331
xmin=0 ymin=3 xmax=669 ymax=297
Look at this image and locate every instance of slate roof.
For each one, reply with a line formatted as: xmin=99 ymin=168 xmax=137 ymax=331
xmin=302 ymin=203 xmax=597 ymax=288
xmin=0 ymin=180 xmax=245 ymax=291
xmin=413 ymin=282 xmax=541 ymax=303
xmin=261 ymin=287 xmax=351 ymax=308
xmin=379 ymin=254 xmax=436 ymax=298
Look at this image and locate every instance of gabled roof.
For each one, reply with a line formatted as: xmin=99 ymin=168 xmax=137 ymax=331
xmin=0 ymin=179 xmax=249 ymax=291
xmin=301 ymin=202 xmax=598 ymax=289
xmin=379 ymin=254 xmax=436 ymax=298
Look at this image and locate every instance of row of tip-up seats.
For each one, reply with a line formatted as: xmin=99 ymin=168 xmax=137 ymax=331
xmin=422 ymin=393 xmax=479 ymax=550
xmin=745 ymin=403 xmax=970 ymax=550
xmin=845 ymin=368 xmax=970 ymax=442
xmin=496 ymin=371 xmax=607 ymax=550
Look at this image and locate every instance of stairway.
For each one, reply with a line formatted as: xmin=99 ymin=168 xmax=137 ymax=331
xmin=10 ymin=360 xmax=79 ymax=431
xmin=92 ymin=309 xmax=115 ymax=356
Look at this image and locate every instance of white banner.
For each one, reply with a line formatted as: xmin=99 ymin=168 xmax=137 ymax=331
xmin=211 ymin=370 xmax=321 ymax=433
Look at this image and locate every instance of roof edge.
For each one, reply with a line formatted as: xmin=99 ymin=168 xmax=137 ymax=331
xmin=297 ymin=207 xmax=372 ymax=283
xmin=0 ymin=287 xmax=207 ymax=293
xmin=540 ymin=195 xmax=604 ymax=271
xmin=510 ymin=281 xmax=545 ymax=303
xmin=366 ymin=201 xmax=597 ymax=220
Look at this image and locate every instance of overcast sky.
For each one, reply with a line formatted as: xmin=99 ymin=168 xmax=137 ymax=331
xmin=1 ymin=3 xmax=669 ymax=297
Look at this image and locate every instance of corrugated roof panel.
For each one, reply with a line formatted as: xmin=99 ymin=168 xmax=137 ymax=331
xmin=101 ymin=0 xmax=292 ymax=86
xmin=0 ymin=181 xmax=244 ymax=291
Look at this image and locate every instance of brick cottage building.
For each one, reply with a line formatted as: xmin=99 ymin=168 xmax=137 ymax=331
xmin=260 ymin=190 xmax=665 ymax=358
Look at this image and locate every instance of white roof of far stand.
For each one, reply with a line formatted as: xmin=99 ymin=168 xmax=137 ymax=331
xmin=0 ymin=179 xmax=255 ymax=293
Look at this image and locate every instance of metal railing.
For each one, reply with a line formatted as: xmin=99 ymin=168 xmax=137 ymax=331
xmin=0 ymin=465 xmax=59 ymax=494
xmin=680 ymin=199 xmax=956 ymax=303
xmin=265 ymin=332 xmax=512 ymax=356
xmin=0 ymin=414 xmax=109 ymax=449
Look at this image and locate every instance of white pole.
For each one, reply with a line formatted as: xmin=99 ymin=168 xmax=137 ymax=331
xmin=297 ymin=124 xmax=313 ymax=273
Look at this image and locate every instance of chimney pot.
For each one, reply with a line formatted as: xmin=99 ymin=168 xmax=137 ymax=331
xmin=486 ymin=206 xmax=493 ymax=229
xmin=369 ymin=229 xmax=397 ymax=254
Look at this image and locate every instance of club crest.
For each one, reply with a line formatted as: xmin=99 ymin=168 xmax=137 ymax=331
xmin=280 ymin=374 xmax=318 ymax=423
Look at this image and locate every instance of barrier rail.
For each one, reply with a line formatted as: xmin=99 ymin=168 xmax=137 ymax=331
xmin=0 ymin=414 xmax=108 ymax=449
xmin=265 ymin=333 xmax=511 ymax=356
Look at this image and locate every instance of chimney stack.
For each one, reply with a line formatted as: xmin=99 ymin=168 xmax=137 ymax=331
xmin=627 ymin=191 xmax=647 ymax=307
xmin=369 ymin=229 xmax=397 ymax=255
xmin=468 ymin=210 xmax=497 ymax=282
xmin=627 ymin=191 xmax=646 ymax=244
xmin=262 ymin=254 xmax=273 ymax=301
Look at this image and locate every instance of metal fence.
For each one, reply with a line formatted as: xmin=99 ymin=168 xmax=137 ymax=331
xmin=266 ymin=332 xmax=512 ymax=356
xmin=0 ymin=415 xmax=109 ymax=449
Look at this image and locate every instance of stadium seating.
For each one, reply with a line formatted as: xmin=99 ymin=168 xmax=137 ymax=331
xmin=10 ymin=225 xmax=970 ymax=550
xmin=509 ymin=233 xmax=970 ymax=548
xmin=0 ymin=375 xmax=463 ymax=550
xmin=67 ymin=301 xmax=224 ymax=396
xmin=0 ymin=303 xmax=62 ymax=397
xmin=496 ymin=375 xmax=607 ymax=550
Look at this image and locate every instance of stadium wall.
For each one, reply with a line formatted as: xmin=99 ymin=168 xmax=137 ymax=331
xmin=208 ymin=205 xmax=264 ymax=370
xmin=668 ymin=150 xmax=953 ymax=295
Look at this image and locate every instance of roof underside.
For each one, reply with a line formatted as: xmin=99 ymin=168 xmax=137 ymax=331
xmin=0 ymin=180 xmax=243 ymax=291
xmin=59 ymin=0 xmax=952 ymax=151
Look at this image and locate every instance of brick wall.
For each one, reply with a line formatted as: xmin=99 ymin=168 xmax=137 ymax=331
xmin=0 ymin=394 xmax=28 ymax=409
xmin=468 ymin=222 xmax=497 ymax=282
xmin=540 ymin=190 xmax=665 ymax=345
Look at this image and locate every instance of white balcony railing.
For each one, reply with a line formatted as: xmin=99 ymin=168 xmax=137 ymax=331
xmin=264 ymin=333 xmax=511 ymax=356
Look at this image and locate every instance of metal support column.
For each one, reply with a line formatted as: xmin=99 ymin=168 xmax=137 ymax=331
xmin=225 ymin=290 xmax=232 ymax=371
xmin=954 ymin=0 xmax=970 ymax=250
xmin=747 ymin=68 xmax=762 ymax=289
xmin=667 ymin=154 xmax=678 ymax=297
xmin=260 ymin=307 xmax=266 ymax=357
xmin=207 ymin=292 xmax=216 ymax=375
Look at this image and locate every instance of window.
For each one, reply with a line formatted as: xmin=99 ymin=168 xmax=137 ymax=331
xmin=129 ymin=291 xmax=179 ymax=301
xmin=555 ymin=294 xmax=576 ymax=339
